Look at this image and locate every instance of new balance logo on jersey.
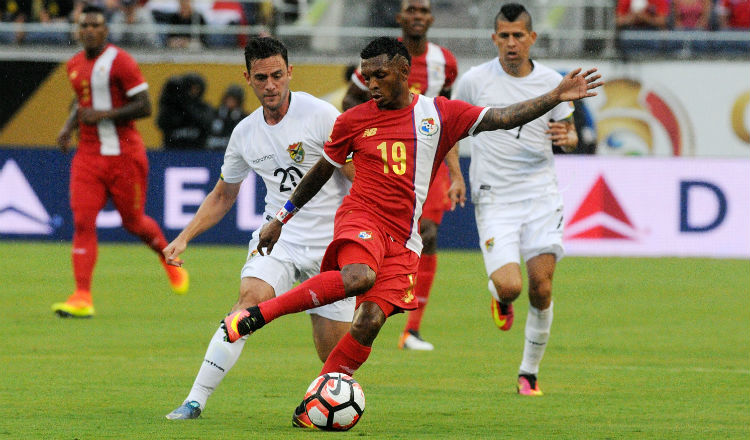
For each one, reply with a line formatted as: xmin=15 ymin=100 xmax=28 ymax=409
xmin=362 ymin=128 xmax=377 ymax=138
xmin=565 ymin=175 xmax=638 ymax=240
xmin=0 ymin=159 xmax=53 ymax=234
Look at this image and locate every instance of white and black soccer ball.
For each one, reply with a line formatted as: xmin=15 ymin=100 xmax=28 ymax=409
xmin=302 ymin=372 xmax=365 ymax=431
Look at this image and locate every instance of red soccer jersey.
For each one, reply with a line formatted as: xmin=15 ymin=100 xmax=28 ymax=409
xmin=324 ymin=95 xmax=486 ymax=254
xmin=66 ymin=44 xmax=148 ymax=156
xmin=352 ymin=41 xmax=458 ymax=98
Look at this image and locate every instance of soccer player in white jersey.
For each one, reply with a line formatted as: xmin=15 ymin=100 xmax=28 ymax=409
xmin=453 ymin=3 xmax=581 ymax=396
xmin=163 ymin=36 xmax=355 ymax=419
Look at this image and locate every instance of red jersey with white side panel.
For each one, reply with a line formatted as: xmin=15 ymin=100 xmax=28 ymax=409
xmin=352 ymin=41 xmax=458 ymax=98
xmin=323 ymin=95 xmax=487 ymax=255
xmin=66 ymin=43 xmax=148 ymax=156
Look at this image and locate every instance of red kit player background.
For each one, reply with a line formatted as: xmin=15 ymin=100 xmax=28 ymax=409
xmin=52 ymin=5 xmax=188 ymax=319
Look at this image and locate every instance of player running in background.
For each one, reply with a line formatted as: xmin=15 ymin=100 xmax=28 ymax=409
xmin=220 ymin=37 xmax=600 ymax=427
xmin=452 ymin=3 xmax=582 ymax=396
xmin=163 ymin=37 xmax=355 ymax=420
xmin=342 ymin=0 xmax=464 ymax=351
xmin=52 ymin=5 xmax=188 ymax=319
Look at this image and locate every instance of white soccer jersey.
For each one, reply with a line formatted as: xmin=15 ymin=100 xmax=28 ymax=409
xmin=453 ymin=59 xmax=574 ymax=204
xmin=221 ymin=91 xmax=349 ymax=247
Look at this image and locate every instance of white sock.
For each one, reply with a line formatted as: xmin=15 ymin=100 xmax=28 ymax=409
xmin=519 ymin=302 xmax=553 ymax=376
xmin=185 ymin=326 xmax=248 ymax=409
xmin=488 ymin=279 xmax=501 ymax=302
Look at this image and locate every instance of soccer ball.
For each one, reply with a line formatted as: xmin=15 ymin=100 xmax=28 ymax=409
xmin=302 ymin=372 xmax=365 ymax=431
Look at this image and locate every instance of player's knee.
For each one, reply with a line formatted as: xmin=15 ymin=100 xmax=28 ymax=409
xmin=73 ymin=212 xmax=97 ymax=233
xmin=341 ymin=264 xmax=376 ymax=296
xmin=493 ymin=280 xmax=522 ymax=302
xmin=349 ymin=316 xmax=383 ymax=346
xmin=528 ymin=278 xmax=552 ymax=308
xmin=120 ymin=217 xmax=143 ymax=234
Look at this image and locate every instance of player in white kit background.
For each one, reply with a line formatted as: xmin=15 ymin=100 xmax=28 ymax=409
xmin=162 ymin=36 xmax=355 ymax=419
xmin=453 ymin=3 xmax=581 ymax=396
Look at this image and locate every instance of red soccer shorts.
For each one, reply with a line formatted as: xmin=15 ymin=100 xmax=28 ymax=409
xmin=321 ymin=209 xmax=420 ymax=315
xmin=70 ymin=151 xmax=149 ymax=219
xmin=421 ymin=162 xmax=451 ymax=225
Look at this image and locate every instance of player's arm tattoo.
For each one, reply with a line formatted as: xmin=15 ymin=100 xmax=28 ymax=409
xmin=288 ymin=157 xmax=336 ymax=209
xmin=475 ymin=92 xmax=559 ymax=134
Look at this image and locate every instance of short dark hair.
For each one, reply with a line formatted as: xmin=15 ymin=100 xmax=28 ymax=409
xmin=495 ymin=3 xmax=533 ymax=31
xmin=81 ymin=4 xmax=106 ymax=16
xmin=244 ymin=36 xmax=289 ymax=72
xmin=360 ymin=37 xmax=411 ymax=66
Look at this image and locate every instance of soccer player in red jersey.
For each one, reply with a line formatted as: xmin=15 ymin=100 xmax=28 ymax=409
xmin=222 ymin=37 xmax=600 ymax=424
xmin=52 ymin=5 xmax=188 ymax=318
xmin=342 ymin=0 xmax=463 ymax=350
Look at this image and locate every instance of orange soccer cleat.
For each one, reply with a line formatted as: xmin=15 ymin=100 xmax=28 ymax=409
xmin=163 ymin=262 xmax=189 ymax=295
xmin=52 ymin=290 xmax=95 ymax=318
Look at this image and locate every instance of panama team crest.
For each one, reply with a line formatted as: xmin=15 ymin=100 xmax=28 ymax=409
xmin=418 ymin=117 xmax=438 ymax=136
xmin=287 ymin=142 xmax=305 ymax=163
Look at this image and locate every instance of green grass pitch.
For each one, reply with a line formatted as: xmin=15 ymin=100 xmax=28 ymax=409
xmin=1 ymin=241 xmax=748 ymax=439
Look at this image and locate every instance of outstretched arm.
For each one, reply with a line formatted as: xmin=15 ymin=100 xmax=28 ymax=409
xmin=257 ymin=157 xmax=337 ymax=255
xmin=163 ymin=179 xmax=241 ymax=266
xmin=475 ymin=68 xmax=601 ymax=135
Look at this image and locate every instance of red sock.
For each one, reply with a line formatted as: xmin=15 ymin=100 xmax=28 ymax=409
xmin=72 ymin=212 xmax=98 ymax=292
xmin=320 ymin=332 xmax=372 ymax=376
xmin=258 ymin=271 xmax=346 ymax=323
xmin=124 ymin=214 xmax=168 ymax=254
xmin=404 ymin=253 xmax=437 ymax=333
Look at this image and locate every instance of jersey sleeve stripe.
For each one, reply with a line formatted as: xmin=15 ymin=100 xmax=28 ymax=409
xmin=468 ymin=107 xmax=491 ymax=137
xmin=351 ymin=70 xmax=367 ymax=91
xmin=126 ymin=82 xmax=148 ymax=97
xmin=322 ymin=150 xmax=345 ymax=168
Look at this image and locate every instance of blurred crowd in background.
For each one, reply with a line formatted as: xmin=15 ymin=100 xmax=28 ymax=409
xmin=0 ymin=0 xmax=747 ymax=56
xmin=157 ymin=73 xmax=247 ymax=150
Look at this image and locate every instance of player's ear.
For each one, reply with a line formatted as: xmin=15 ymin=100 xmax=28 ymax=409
xmin=243 ymin=70 xmax=251 ymax=84
xmin=529 ymin=30 xmax=537 ymax=45
xmin=287 ymin=64 xmax=293 ymax=79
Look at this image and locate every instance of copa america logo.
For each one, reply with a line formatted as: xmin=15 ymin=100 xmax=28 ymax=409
xmin=593 ymin=78 xmax=693 ymax=156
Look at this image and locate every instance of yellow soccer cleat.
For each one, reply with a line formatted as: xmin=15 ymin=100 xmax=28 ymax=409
xmin=52 ymin=297 xmax=95 ymax=318
xmin=166 ymin=265 xmax=189 ymax=295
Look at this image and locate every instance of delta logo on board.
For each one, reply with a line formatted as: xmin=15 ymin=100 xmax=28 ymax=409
xmin=564 ymin=175 xmax=639 ymax=240
xmin=0 ymin=159 xmax=55 ymax=234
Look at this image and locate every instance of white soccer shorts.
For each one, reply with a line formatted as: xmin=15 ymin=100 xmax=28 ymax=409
xmin=241 ymin=237 xmax=355 ymax=322
xmin=475 ymin=192 xmax=565 ymax=276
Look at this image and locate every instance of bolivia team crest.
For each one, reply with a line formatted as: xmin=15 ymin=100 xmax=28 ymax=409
xmin=485 ymin=237 xmax=495 ymax=251
xmin=287 ymin=142 xmax=305 ymax=163
xmin=419 ymin=117 xmax=438 ymax=136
